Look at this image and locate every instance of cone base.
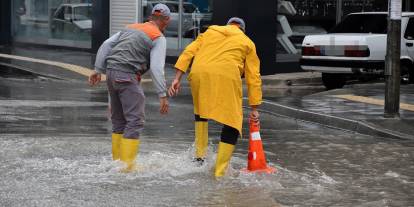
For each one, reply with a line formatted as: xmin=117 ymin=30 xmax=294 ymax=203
xmin=241 ymin=166 xmax=277 ymax=174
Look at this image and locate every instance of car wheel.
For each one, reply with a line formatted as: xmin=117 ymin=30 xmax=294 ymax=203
xmin=322 ymin=73 xmax=346 ymax=90
xmin=401 ymin=63 xmax=414 ymax=84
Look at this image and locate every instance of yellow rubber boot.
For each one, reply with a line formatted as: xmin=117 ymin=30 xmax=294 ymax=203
xmin=120 ymin=137 xmax=140 ymax=173
xmin=214 ymin=142 xmax=235 ymax=178
xmin=111 ymin=133 xmax=122 ymax=160
xmin=195 ymin=121 xmax=209 ymax=159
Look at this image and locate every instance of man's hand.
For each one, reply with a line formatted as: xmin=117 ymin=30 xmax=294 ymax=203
xmin=250 ymin=107 xmax=260 ymax=123
xmin=88 ymin=72 xmax=102 ymax=86
xmin=159 ymin=96 xmax=169 ymax=114
xmin=168 ymin=78 xmax=181 ymax=97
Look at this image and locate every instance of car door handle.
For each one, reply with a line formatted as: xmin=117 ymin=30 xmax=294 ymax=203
xmin=407 ymin=42 xmax=413 ymax=47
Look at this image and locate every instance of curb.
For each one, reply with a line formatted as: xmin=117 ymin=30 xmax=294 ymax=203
xmin=0 ymin=62 xmax=65 ymax=80
xmin=261 ymin=73 xmax=322 ymax=87
xmin=247 ymin=99 xmax=414 ymax=140
xmin=0 ymin=53 xmax=101 ymax=81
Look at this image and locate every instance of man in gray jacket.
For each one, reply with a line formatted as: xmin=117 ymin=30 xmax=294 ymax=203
xmin=88 ymin=3 xmax=171 ymax=172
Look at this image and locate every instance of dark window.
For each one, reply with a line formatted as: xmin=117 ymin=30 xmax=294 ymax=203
xmin=166 ymin=3 xmax=178 ymax=13
xmin=404 ymin=17 xmax=414 ymax=40
xmin=159 ymin=3 xmax=197 ymax=14
xmin=64 ymin=6 xmax=72 ymax=21
xmin=329 ymin=14 xmax=388 ymax=34
xmin=73 ymin=6 xmax=91 ymax=21
xmin=183 ymin=4 xmax=196 ymax=13
xmin=55 ymin=7 xmax=64 ymax=20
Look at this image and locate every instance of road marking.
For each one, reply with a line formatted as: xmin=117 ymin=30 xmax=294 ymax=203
xmin=0 ymin=53 xmax=107 ymax=81
xmin=0 ymin=53 xmax=152 ymax=83
xmin=332 ymin=94 xmax=414 ymax=112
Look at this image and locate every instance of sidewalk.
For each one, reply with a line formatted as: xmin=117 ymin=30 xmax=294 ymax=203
xmin=260 ymin=83 xmax=414 ymax=139
xmin=1 ymin=45 xmax=413 ymax=139
xmin=261 ymin=72 xmax=322 ymax=87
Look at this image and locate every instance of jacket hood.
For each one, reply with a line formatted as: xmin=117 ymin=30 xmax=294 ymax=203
xmin=208 ymin=25 xmax=244 ymax=36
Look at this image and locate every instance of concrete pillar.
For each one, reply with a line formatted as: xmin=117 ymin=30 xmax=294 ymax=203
xmin=384 ymin=0 xmax=402 ymax=118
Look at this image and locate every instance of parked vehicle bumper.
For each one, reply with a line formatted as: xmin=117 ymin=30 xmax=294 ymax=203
xmin=300 ymin=58 xmax=385 ymax=74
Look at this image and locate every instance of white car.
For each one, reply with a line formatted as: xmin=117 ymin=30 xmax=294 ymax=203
xmin=50 ymin=3 xmax=92 ymax=34
xmin=144 ymin=1 xmax=212 ymax=38
xmin=300 ymin=12 xmax=414 ymax=89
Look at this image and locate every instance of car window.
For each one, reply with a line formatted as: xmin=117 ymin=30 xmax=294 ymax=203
xmin=404 ymin=17 xmax=414 ymax=40
xmin=73 ymin=6 xmax=91 ymax=21
xmin=155 ymin=3 xmax=197 ymax=14
xmin=329 ymin=14 xmax=387 ymax=34
xmin=55 ymin=7 xmax=64 ymax=20
xmin=183 ymin=4 xmax=196 ymax=13
xmin=166 ymin=3 xmax=178 ymax=13
xmin=64 ymin=6 xmax=72 ymax=21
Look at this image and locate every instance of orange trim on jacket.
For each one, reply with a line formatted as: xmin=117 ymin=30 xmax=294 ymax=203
xmin=127 ymin=22 xmax=162 ymax=41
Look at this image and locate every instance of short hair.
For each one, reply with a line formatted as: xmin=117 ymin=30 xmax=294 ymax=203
xmin=149 ymin=14 xmax=169 ymax=21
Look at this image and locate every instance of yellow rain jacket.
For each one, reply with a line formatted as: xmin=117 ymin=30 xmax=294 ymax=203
xmin=175 ymin=25 xmax=262 ymax=134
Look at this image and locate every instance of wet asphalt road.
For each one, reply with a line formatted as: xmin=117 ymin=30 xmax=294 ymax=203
xmin=0 ymin=75 xmax=413 ymax=207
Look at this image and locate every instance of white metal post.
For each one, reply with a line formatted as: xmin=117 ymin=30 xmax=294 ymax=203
xmin=137 ymin=0 xmax=143 ymax=23
xmin=178 ymin=0 xmax=183 ymax=49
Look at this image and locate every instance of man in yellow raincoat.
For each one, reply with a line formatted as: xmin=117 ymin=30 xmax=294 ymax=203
xmin=168 ymin=17 xmax=262 ymax=178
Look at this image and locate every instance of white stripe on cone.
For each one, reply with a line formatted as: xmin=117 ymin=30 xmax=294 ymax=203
xmin=251 ymin=132 xmax=261 ymax=141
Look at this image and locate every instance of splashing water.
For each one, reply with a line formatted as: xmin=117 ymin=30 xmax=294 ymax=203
xmin=0 ymin=134 xmax=356 ymax=207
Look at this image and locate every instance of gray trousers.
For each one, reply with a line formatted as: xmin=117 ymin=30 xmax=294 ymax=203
xmin=107 ymin=70 xmax=145 ymax=139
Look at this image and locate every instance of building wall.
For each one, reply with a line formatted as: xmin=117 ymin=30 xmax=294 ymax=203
xmin=1 ymin=0 xmax=413 ymax=74
xmin=109 ymin=0 xmax=137 ymax=36
xmin=212 ymin=0 xmax=277 ymax=75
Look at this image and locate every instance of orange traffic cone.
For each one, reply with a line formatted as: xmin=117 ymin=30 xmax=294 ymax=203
xmin=242 ymin=118 xmax=276 ymax=174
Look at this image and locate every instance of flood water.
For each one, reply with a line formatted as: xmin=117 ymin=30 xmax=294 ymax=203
xmin=0 ymin=77 xmax=413 ymax=206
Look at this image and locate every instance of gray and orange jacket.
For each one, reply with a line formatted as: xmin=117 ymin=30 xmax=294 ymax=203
xmin=94 ymin=22 xmax=167 ymax=97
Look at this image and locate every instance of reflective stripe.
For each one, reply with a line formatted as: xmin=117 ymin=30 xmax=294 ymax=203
xmin=251 ymin=132 xmax=261 ymax=141
xmin=248 ymin=151 xmax=257 ymax=160
xmin=127 ymin=22 xmax=162 ymax=41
